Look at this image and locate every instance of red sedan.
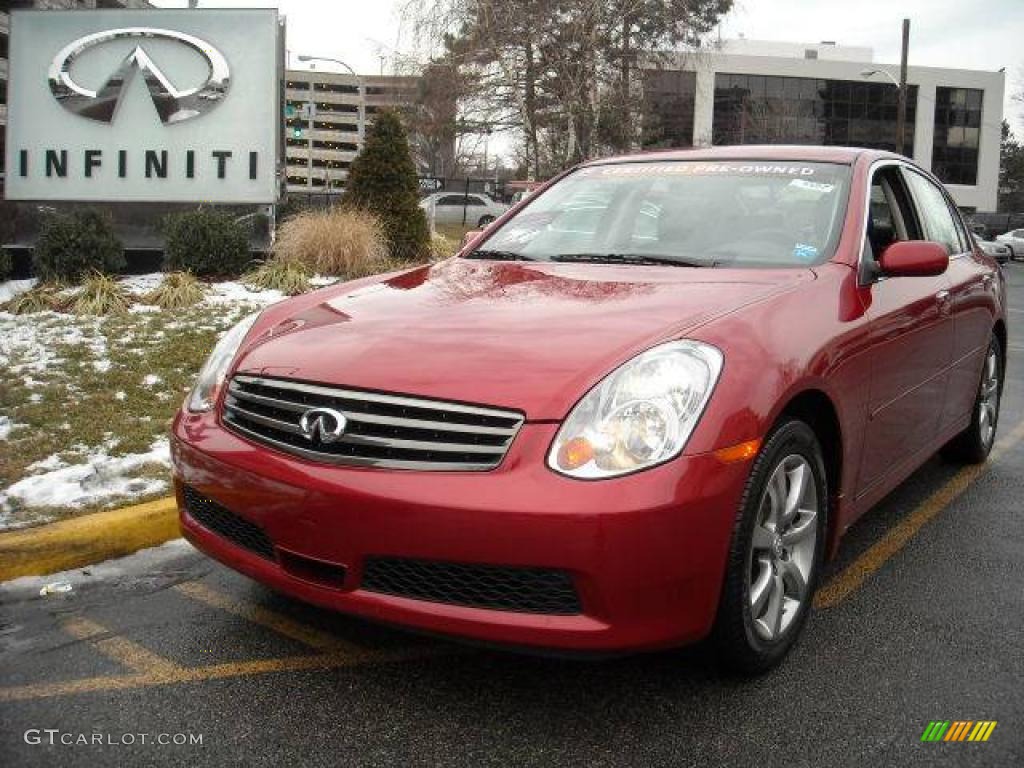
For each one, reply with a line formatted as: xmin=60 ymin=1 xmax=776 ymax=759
xmin=172 ymin=146 xmax=1006 ymax=673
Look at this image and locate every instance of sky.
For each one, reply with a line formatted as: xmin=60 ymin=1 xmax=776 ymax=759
xmin=153 ymin=0 xmax=1024 ymax=137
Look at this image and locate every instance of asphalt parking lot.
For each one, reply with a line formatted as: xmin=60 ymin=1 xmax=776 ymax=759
xmin=2 ymin=266 xmax=1023 ymax=768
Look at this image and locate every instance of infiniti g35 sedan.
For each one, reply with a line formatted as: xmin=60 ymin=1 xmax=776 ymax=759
xmin=173 ymin=146 xmax=1006 ymax=673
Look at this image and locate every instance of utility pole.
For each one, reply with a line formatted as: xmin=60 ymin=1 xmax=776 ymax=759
xmin=895 ymin=18 xmax=910 ymax=157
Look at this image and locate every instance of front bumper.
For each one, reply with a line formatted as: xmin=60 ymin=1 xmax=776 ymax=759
xmin=172 ymin=410 xmax=751 ymax=653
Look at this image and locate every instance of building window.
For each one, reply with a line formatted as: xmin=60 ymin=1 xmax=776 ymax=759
xmin=932 ymin=87 xmax=982 ymax=186
xmin=712 ymin=73 xmax=916 ymax=156
xmin=641 ymin=70 xmax=696 ymax=149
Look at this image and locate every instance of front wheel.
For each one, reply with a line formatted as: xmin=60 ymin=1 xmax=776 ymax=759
xmin=942 ymin=336 xmax=1003 ymax=464
xmin=711 ymin=420 xmax=828 ymax=675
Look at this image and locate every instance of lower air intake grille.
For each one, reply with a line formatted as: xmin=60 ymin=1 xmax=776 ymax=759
xmin=361 ymin=557 xmax=581 ymax=615
xmin=182 ymin=486 xmax=275 ymax=561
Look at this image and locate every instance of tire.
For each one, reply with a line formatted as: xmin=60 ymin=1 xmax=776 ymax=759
xmin=711 ymin=419 xmax=828 ymax=675
xmin=478 ymin=215 xmax=496 ymax=227
xmin=941 ymin=335 xmax=1003 ymax=464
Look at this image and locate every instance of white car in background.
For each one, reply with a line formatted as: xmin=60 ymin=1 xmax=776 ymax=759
xmin=995 ymin=229 xmax=1024 ymax=260
xmin=974 ymin=236 xmax=1011 ymax=265
xmin=420 ymin=192 xmax=509 ymax=228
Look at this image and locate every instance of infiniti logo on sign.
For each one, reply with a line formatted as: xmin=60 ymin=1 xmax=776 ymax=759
xmin=48 ymin=27 xmax=231 ymax=124
xmin=299 ymin=408 xmax=348 ymax=445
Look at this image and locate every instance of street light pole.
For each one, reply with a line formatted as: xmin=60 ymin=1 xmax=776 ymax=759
xmin=896 ymin=18 xmax=910 ymax=158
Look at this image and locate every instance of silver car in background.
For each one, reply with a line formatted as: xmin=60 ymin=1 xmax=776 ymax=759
xmin=995 ymin=229 xmax=1024 ymax=260
xmin=975 ymin=236 xmax=1011 ymax=264
xmin=420 ymin=192 xmax=509 ymax=228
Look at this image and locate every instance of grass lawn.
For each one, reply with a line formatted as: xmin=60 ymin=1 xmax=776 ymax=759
xmin=0 ymin=277 xmax=284 ymax=530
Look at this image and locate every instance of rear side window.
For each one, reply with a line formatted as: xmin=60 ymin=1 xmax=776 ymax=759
xmin=903 ymin=170 xmax=964 ymax=255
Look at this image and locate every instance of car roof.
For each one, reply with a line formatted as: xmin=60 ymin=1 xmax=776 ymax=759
xmin=581 ymin=144 xmax=900 ymax=168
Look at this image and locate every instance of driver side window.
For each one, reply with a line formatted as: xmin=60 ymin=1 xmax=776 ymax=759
xmin=866 ymin=167 xmax=920 ymax=265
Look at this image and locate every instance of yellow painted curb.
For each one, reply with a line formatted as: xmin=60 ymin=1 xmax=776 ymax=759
xmin=0 ymin=496 xmax=180 ymax=582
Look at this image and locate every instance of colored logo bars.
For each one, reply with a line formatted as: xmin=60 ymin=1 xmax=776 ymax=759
xmin=921 ymin=721 xmax=997 ymax=742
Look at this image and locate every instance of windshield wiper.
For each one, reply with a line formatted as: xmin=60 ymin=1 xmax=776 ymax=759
xmin=464 ymin=249 xmax=536 ymax=261
xmin=551 ymin=253 xmax=714 ymax=268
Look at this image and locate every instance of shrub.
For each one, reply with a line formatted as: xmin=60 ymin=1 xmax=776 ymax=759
xmin=163 ymin=209 xmax=252 ymax=277
xmin=273 ymin=208 xmax=389 ymax=277
xmin=144 ymin=271 xmax=206 ymax=309
xmin=342 ymin=109 xmax=430 ymax=262
xmin=32 ymin=210 xmax=125 ymax=282
xmin=243 ymin=259 xmax=312 ymax=296
xmin=3 ymin=283 xmax=67 ymax=314
xmin=71 ymin=272 xmax=131 ymax=315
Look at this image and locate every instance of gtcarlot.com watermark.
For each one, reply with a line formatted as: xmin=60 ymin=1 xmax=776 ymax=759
xmin=24 ymin=729 xmax=203 ymax=747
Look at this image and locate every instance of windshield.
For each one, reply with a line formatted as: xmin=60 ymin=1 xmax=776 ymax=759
xmin=472 ymin=161 xmax=851 ymax=268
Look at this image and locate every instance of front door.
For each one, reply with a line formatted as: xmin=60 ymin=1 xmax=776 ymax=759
xmin=857 ymin=166 xmax=954 ymax=495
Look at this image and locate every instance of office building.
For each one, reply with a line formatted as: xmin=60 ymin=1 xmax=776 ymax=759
xmin=643 ymin=39 xmax=1004 ymax=211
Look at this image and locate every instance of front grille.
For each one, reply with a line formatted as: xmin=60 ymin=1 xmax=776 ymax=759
xmin=222 ymin=375 xmax=524 ymax=471
xmin=361 ymin=557 xmax=582 ymax=615
xmin=182 ymin=485 xmax=276 ymax=561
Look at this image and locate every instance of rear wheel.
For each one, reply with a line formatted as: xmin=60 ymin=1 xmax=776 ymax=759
xmin=478 ymin=215 xmax=496 ymax=227
xmin=711 ymin=420 xmax=828 ymax=675
xmin=942 ymin=336 xmax=1002 ymax=464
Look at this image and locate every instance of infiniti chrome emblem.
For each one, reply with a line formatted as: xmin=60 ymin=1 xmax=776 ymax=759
xmin=299 ymin=408 xmax=347 ymax=445
xmin=48 ymin=27 xmax=231 ymax=124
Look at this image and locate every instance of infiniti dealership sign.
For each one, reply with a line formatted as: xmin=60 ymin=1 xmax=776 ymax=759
xmin=5 ymin=9 xmax=279 ymax=203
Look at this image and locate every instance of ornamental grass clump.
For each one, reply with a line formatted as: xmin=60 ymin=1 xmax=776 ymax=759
xmin=272 ymin=208 xmax=390 ymax=278
xmin=243 ymin=258 xmax=313 ymax=296
xmin=144 ymin=271 xmax=206 ymax=309
xmin=70 ymin=272 xmax=131 ymax=316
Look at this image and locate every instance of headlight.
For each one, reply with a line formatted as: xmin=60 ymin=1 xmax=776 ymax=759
xmin=186 ymin=312 xmax=260 ymax=412
xmin=548 ymin=340 xmax=723 ymax=479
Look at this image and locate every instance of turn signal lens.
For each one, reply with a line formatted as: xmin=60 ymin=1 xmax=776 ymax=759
xmin=557 ymin=437 xmax=595 ymax=470
xmin=713 ymin=438 xmax=762 ymax=464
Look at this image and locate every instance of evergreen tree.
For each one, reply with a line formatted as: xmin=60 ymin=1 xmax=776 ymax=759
xmin=343 ymin=110 xmax=430 ymax=260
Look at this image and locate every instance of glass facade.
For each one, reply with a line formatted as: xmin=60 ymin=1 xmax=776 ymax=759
xmin=711 ymin=73 xmax=917 ymax=156
xmin=932 ymin=87 xmax=982 ymax=186
xmin=641 ymin=70 xmax=697 ymax=149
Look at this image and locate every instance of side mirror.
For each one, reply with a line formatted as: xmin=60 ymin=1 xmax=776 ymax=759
xmin=879 ymin=240 xmax=949 ymax=277
xmin=460 ymin=229 xmax=483 ymax=250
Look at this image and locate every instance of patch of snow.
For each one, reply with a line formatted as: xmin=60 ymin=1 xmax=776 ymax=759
xmin=142 ymin=374 xmax=162 ymax=388
xmin=310 ymin=275 xmax=338 ymax=287
xmin=206 ymin=280 xmax=284 ymax=307
xmin=0 ymin=437 xmax=172 ymax=526
xmin=29 ymin=393 xmax=42 ymax=403
xmin=0 ymin=416 xmax=12 ymax=441
xmin=129 ymin=304 xmax=161 ymax=314
xmin=92 ymin=359 xmax=112 ymax=373
xmin=0 ymin=279 xmax=38 ymax=305
xmin=120 ymin=273 xmax=164 ymax=296
xmin=27 ymin=454 xmax=68 ymax=473
xmin=114 ymin=390 xmax=126 ymax=401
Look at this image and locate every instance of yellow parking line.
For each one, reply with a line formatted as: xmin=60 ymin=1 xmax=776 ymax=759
xmin=173 ymin=581 xmax=367 ymax=656
xmin=0 ymin=649 xmax=434 ymax=704
xmin=816 ymin=420 xmax=1024 ymax=609
xmin=62 ymin=616 xmax=184 ymax=678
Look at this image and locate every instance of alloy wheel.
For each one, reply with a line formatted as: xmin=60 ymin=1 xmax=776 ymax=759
xmin=978 ymin=347 xmax=1000 ymax=449
xmin=747 ymin=454 xmax=819 ymax=642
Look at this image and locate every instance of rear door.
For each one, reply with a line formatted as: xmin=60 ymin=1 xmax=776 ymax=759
xmin=857 ymin=165 xmax=954 ymax=494
xmin=902 ymin=168 xmax=998 ymax=432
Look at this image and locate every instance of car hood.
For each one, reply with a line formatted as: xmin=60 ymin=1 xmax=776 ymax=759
xmin=236 ymin=259 xmax=811 ymax=420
